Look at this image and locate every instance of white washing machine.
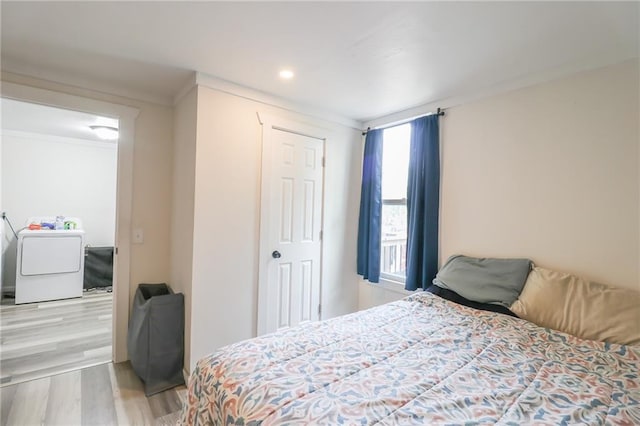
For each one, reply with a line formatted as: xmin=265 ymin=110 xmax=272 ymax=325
xmin=15 ymin=218 xmax=85 ymax=304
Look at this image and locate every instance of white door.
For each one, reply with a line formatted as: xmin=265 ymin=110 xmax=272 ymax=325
xmin=258 ymin=120 xmax=324 ymax=335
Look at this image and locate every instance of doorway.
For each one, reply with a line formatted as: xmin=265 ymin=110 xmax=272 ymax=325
xmin=0 ymin=98 xmax=118 ymax=385
xmin=0 ymin=81 xmax=137 ymax=384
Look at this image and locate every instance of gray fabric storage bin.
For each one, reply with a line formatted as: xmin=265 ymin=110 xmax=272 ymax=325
xmin=127 ymin=283 xmax=185 ymax=396
xmin=83 ymin=246 xmax=114 ymax=290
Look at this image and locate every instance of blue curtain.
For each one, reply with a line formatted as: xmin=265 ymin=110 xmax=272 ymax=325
xmin=357 ymin=129 xmax=383 ymax=283
xmin=405 ymin=115 xmax=440 ymax=291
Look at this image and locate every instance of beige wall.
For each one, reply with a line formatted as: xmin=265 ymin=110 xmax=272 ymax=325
xmin=441 ymin=60 xmax=639 ymax=291
xmin=1 ymin=72 xmax=174 ymax=313
xmin=358 ymin=281 xmax=410 ymax=310
xmin=127 ymin=101 xmax=174 ymax=295
xmin=188 ymin=86 xmax=362 ymax=369
xmin=171 ymin=87 xmax=197 ymax=370
xmin=360 ymin=59 xmax=639 ymax=308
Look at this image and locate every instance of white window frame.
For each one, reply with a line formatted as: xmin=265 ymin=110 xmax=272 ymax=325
xmin=379 ymin=198 xmax=407 ymax=283
xmin=378 ymin=122 xmax=411 ymax=287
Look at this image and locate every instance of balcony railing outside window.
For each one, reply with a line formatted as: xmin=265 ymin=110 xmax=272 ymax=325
xmin=380 ymin=202 xmax=407 ymax=281
xmin=380 ymin=123 xmax=411 ymax=282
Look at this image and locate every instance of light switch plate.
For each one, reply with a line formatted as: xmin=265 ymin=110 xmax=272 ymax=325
xmin=133 ymin=228 xmax=144 ymax=244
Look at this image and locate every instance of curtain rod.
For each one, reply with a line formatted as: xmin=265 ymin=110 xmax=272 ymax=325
xmin=361 ymin=107 xmax=445 ymax=136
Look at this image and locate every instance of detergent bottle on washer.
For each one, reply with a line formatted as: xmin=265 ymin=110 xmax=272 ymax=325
xmin=54 ymin=215 xmax=65 ymax=230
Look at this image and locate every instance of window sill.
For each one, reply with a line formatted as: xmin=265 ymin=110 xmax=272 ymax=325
xmin=366 ymin=277 xmax=414 ymax=296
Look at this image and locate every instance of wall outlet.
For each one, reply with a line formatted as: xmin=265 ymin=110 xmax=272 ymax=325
xmin=133 ymin=228 xmax=144 ymax=244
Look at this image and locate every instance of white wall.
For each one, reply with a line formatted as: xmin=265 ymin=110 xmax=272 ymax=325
xmin=1 ymin=132 xmax=117 ymax=244
xmin=187 ymin=85 xmax=362 ymax=370
xmin=1 ymin=131 xmax=117 ymax=289
xmin=360 ymin=59 xmax=640 ymax=308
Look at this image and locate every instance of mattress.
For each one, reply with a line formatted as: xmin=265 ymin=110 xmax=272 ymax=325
xmin=180 ymin=292 xmax=640 ymax=425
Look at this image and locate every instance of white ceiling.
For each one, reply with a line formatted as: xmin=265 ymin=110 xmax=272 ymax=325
xmin=1 ymin=98 xmax=118 ymax=143
xmin=1 ymin=2 xmax=638 ymax=122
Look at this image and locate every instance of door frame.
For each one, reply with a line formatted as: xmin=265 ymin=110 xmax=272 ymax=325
xmin=256 ymin=112 xmax=327 ymax=336
xmin=1 ymin=81 xmax=139 ymax=363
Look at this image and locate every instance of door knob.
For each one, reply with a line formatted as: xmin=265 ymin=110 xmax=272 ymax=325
xmin=272 ymin=250 xmax=281 ymax=259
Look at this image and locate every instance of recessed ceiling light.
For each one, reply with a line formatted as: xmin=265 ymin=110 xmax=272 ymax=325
xmin=89 ymin=125 xmax=119 ymax=140
xmin=279 ymin=69 xmax=294 ymax=80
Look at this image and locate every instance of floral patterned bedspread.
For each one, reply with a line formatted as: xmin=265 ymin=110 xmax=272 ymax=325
xmin=180 ymin=292 xmax=640 ymax=425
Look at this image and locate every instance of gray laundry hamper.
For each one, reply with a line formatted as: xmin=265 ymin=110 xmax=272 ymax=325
xmin=127 ymin=283 xmax=185 ymax=396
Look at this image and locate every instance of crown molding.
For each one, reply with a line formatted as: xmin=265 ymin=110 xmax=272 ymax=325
xmin=1 ymin=59 xmax=174 ymax=107
xmin=364 ymin=56 xmax=639 ymax=130
xmin=0 ymin=80 xmax=140 ymax=121
xmin=172 ymin=72 xmax=198 ymax=106
xmin=195 ymin=72 xmax=362 ymax=131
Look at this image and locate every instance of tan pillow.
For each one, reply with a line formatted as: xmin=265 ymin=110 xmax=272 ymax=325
xmin=511 ymin=266 xmax=640 ymax=346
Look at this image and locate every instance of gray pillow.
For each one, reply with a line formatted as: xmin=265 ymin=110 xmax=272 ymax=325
xmin=433 ymin=255 xmax=532 ymax=307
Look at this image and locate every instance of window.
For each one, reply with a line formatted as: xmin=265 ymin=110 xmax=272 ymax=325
xmin=380 ymin=123 xmax=411 ymax=281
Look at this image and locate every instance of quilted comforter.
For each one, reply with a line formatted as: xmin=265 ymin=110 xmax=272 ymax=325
xmin=180 ymin=292 xmax=640 ymax=425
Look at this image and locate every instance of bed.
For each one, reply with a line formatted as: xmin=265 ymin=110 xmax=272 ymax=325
xmin=179 ymin=291 xmax=640 ymax=425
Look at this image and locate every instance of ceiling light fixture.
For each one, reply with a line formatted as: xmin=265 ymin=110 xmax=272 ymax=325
xmin=89 ymin=125 xmax=119 ymax=140
xmin=279 ymin=69 xmax=294 ymax=80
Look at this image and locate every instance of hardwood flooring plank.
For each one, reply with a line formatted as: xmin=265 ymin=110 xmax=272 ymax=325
xmin=81 ymin=363 xmax=117 ymax=425
xmin=3 ymin=301 xmax=111 ymax=316
xmin=1 ymin=338 xmax=110 ymax=377
xmin=155 ymin=411 xmax=182 ymax=426
xmin=34 ymin=295 xmax=106 ymax=310
xmin=109 ymin=362 xmax=155 ymax=425
xmin=44 ymin=369 xmax=81 ymax=425
xmin=147 ymin=386 xmax=184 ymax=419
xmin=1 ymin=321 xmax=112 ymax=346
xmin=1 ymin=314 xmax=111 ymax=333
xmin=0 ymin=317 xmax=64 ymax=331
xmin=0 ymin=295 xmax=111 ymax=317
xmin=0 ymin=342 xmax=58 ymax=362
xmin=5 ymin=305 xmax=110 ymax=328
xmin=1 ymin=303 xmax=113 ymax=326
xmin=1 ymin=328 xmax=110 ymax=353
xmin=0 ymin=292 xmax=110 ymax=311
xmin=176 ymin=385 xmax=188 ymax=406
xmin=0 ymin=303 xmax=38 ymax=313
xmin=0 ymin=291 xmax=108 ymax=310
xmin=2 ymin=362 xmax=185 ymax=425
xmin=83 ymin=345 xmax=112 ymax=359
xmin=65 ymin=336 xmax=113 ymax=354
xmin=5 ymin=375 xmax=50 ymax=426
xmin=1 ymin=349 xmax=85 ymax=377
xmin=2 ymin=320 xmax=111 ymax=346
xmin=0 ymin=382 xmax=17 ymax=426
xmin=2 ymin=358 xmax=111 ymax=388
xmin=1 ymin=335 xmax=111 ymax=363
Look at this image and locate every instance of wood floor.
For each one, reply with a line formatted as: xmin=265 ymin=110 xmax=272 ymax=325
xmin=1 ymin=291 xmax=113 ymax=386
xmin=0 ymin=361 xmax=187 ymax=425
